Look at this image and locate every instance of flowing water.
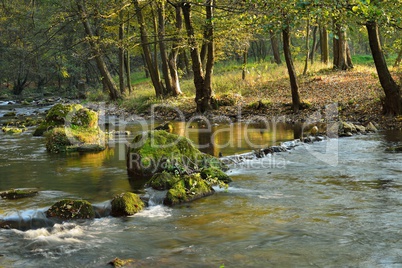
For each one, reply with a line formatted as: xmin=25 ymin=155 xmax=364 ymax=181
xmin=1 ymin=102 xmax=402 ymax=267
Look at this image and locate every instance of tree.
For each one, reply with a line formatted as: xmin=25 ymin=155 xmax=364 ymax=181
xmin=366 ymin=21 xmax=401 ymax=115
xmin=76 ymin=0 xmax=121 ymax=101
xmin=181 ymin=1 xmax=215 ymax=112
xmin=133 ymin=0 xmax=164 ymax=97
xmin=353 ymin=0 xmax=401 ymax=115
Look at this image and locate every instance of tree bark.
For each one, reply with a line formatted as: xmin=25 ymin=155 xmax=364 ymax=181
xmin=303 ymin=17 xmax=310 ymax=75
xmin=133 ymin=0 xmax=163 ymax=97
xmin=320 ymin=25 xmax=329 ymax=64
xmin=270 ymin=30 xmax=281 ymax=65
xmin=310 ymin=26 xmax=318 ymax=65
xmin=76 ymin=0 xmax=121 ymax=101
xmin=118 ymin=9 xmax=125 ymax=94
xmin=282 ymin=25 xmax=300 ymax=113
xmin=333 ymin=21 xmax=351 ymax=70
xmin=203 ymin=0 xmax=214 ymax=111
xmin=366 ymin=21 xmax=401 ymax=115
xmin=156 ymin=1 xmax=173 ymax=95
xmin=182 ymin=1 xmax=212 ymax=113
xmin=167 ymin=3 xmax=183 ymax=96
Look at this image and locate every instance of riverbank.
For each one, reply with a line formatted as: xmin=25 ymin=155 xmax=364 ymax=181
xmin=119 ymin=67 xmax=402 ymax=131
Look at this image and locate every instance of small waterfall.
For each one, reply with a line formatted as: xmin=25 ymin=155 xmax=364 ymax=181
xmin=143 ymin=188 xmax=168 ymax=206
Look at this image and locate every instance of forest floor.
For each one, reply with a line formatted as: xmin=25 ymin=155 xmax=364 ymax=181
xmin=128 ymin=66 xmax=402 ymax=131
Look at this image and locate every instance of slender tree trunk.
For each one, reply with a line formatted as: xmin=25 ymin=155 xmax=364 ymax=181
xmin=125 ymin=11 xmax=132 ymax=94
xmin=310 ymin=26 xmax=318 ymax=65
xmin=303 ymin=17 xmax=310 ymax=75
xmin=133 ymin=0 xmax=163 ymax=97
xmin=118 ymin=9 xmax=125 ymax=94
xmin=270 ymin=30 xmax=281 ymax=65
xmin=168 ymin=4 xmax=183 ymax=96
xmin=320 ymin=25 xmax=329 ymax=64
xmin=283 ymin=25 xmax=300 ymax=113
xmin=203 ymin=0 xmax=214 ymax=111
xmin=242 ymin=47 xmax=248 ymax=80
xmin=393 ymin=47 xmax=402 ymax=68
xmin=366 ymin=21 xmax=401 ymax=115
xmin=76 ymin=0 xmax=121 ymax=101
xmin=156 ymin=1 xmax=173 ymax=95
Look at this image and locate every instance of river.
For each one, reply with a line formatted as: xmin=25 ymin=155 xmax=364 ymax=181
xmin=1 ymin=102 xmax=402 ymax=267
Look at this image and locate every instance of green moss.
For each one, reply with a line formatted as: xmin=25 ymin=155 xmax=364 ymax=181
xmin=200 ymin=167 xmax=232 ymax=184
xmin=45 ymin=126 xmax=105 ymax=153
xmin=33 ymin=103 xmax=83 ymax=136
xmin=0 ymin=188 xmax=38 ymax=199
xmin=147 ymin=172 xmax=180 ymax=190
xmin=111 ymin=192 xmax=144 ymax=217
xmin=108 ymin=257 xmax=135 ymax=268
xmin=127 ymin=131 xmax=227 ymax=177
xmin=46 ymin=199 xmax=95 ymax=220
xmin=71 ymin=108 xmax=98 ymax=128
xmin=164 ymin=173 xmax=214 ymax=206
xmin=1 ymin=127 xmax=25 ymax=134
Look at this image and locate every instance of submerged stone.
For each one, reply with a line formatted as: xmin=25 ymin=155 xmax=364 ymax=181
xmin=126 ymin=130 xmax=227 ymax=178
xmin=46 ymin=199 xmax=95 ymax=220
xmin=110 ymin=192 xmax=144 ymax=217
xmin=0 ymin=188 xmax=38 ymax=199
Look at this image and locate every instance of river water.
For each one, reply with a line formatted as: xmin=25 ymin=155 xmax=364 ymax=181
xmin=1 ymin=102 xmax=402 ymax=267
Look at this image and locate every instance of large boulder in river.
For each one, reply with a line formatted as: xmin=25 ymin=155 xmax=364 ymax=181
xmin=33 ymin=103 xmax=84 ymax=136
xmin=43 ymin=105 xmax=104 ymax=153
xmin=164 ymin=173 xmax=215 ymax=206
xmin=110 ymin=192 xmax=144 ymax=217
xmin=46 ymin=199 xmax=95 ymax=220
xmin=126 ymin=130 xmax=227 ymax=178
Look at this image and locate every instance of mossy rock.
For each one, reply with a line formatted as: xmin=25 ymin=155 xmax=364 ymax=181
xmin=2 ymin=127 xmax=25 ymax=134
xmin=200 ymin=167 xmax=232 ymax=184
xmin=45 ymin=126 xmax=105 ymax=153
xmin=33 ymin=103 xmax=83 ymax=136
xmin=70 ymin=107 xmax=98 ymax=128
xmin=127 ymin=130 xmax=227 ymax=178
xmin=3 ymin=111 xmax=16 ymax=117
xmin=0 ymin=188 xmax=38 ymax=199
xmin=110 ymin=192 xmax=144 ymax=217
xmin=164 ymin=173 xmax=214 ymax=206
xmin=46 ymin=199 xmax=95 ymax=220
xmin=147 ymin=172 xmax=180 ymax=190
xmin=108 ymin=257 xmax=135 ymax=268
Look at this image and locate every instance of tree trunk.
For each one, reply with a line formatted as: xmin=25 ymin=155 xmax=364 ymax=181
xmin=366 ymin=21 xmax=401 ymax=115
xmin=118 ymin=9 xmax=125 ymax=94
xmin=125 ymin=11 xmax=132 ymax=94
xmin=270 ymin=30 xmax=281 ymax=65
xmin=168 ymin=4 xmax=183 ymax=96
xmin=182 ymin=2 xmax=212 ymax=113
xmin=282 ymin=25 xmax=300 ymax=113
xmin=320 ymin=25 xmax=329 ymax=64
xmin=303 ymin=17 xmax=310 ymax=75
xmin=202 ymin=0 xmax=214 ymax=111
xmin=76 ymin=0 xmax=121 ymax=101
xmin=310 ymin=26 xmax=318 ymax=65
xmin=133 ymin=0 xmax=163 ymax=97
xmin=394 ymin=47 xmax=402 ymax=68
xmin=156 ymin=1 xmax=173 ymax=95
xmin=333 ymin=22 xmax=350 ymax=70
xmin=242 ymin=47 xmax=248 ymax=80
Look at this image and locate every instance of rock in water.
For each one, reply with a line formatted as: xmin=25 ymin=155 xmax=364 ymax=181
xmin=110 ymin=192 xmax=144 ymax=217
xmin=46 ymin=199 xmax=95 ymax=220
xmin=126 ymin=130 xmax=226 ymax=178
